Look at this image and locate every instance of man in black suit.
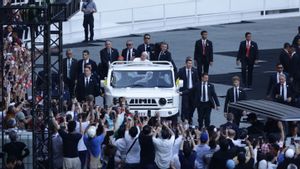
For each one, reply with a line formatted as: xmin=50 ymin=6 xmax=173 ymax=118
xmin=194 ymin=73 xmax=220 ymax=129
xmin=194 ymin=30 xmax=213 ymax=77
xmin=279 ymin=43 xmax=292 ymax=74
xmin=224 ymin=76 xmax=247 ymax=126
xmin=292 ymin=26 xmax=300 ymax=47
xmin=62 ymin=49 xmax=78 ymax=99
xmin=76 ymin=65 xmax=100 ymax=102
xmin=137 ymin=34 xmax=155 ymax=60
xmin=121 ymin=40 xmax=138 ymax=61
xmin=273 ymin=74 xmax=293 ymax=105
xmin=77 ymin=49 xmax=97 ymax=76
xmin=266 ymin=63 xmax=288 ymax=98
xmin=156 ymin=42 xmax=177 ymax=73
xmin=177 ymin=56 xmax=199 ymax=124
xmin=100 ymin=40 xmax=119 ymax=78
xmin=237 ymin=32 xmax=259 ymax=88
xmin=290 ymin=47 xmax=300 ymax=95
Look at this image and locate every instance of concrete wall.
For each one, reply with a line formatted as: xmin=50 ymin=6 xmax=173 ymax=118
xmin=12 ymin=0 xmax=300 ymax=44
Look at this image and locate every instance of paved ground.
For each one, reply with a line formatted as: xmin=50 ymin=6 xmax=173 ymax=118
xmin=64 ymin=16 xmax=300 ymax=127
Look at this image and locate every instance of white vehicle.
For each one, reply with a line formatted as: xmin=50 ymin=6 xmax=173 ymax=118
xmin=101 ymin=61 xmax=183 ymax=117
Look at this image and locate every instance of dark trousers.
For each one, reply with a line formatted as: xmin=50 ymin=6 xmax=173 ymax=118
xmin=83 ymin=14 xmax=94 ymax=41
xmin=233 ymin=110 xmax=242 ymax=127
xmin=181 ymin=92 xmax=196 ymax=124
xmin=197 ymin=102 xmax=212 ymax=129
xmin=241 ymin=59 xmax=254 ymax=86
xmin=197 ymin=61 xmax=209 ymax=76
xmin=78 ymin=150 xmax=87 ymax=169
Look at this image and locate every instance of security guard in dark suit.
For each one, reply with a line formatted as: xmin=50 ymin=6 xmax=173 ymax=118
xmin=177 ymin=57 xmax=199 ymax=124
xmin=224 ymin=76 xmax=247 ymax=126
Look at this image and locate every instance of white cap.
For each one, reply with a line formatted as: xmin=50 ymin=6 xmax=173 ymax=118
xmin=87 ymin=126 xmax=96 ymax=138
xmin=66 ymin=111 xmax=74 ymax=119
xmin=285 ymin=148 xmax=295 ymax=158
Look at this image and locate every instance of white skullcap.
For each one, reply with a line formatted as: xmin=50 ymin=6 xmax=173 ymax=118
xmin=87 ymin=126 xmax=96 ymax=138
xmin=285 ymin=148 xmax=295 ymax=159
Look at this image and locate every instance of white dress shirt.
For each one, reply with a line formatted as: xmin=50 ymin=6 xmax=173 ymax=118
xmin=201 ymin=82 xmax=208 ymax=102
xmin=280 ymin=82 xmax=287 ymax=101
xmin=186 ymin=68 xmax=193 ymax=89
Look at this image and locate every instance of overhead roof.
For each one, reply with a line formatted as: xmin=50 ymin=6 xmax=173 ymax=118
xmin=229 ymin=100 xmax=300 ymax=121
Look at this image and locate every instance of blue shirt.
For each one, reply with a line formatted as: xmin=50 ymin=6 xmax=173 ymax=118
xmin=84 ymin=134 xmax=105 ymax=157
xmin=195 ymin=144 xmax=210 ymax=169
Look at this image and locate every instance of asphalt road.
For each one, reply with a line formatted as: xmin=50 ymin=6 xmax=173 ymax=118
xmin=64 ymin=16 xmax=300 ymax=127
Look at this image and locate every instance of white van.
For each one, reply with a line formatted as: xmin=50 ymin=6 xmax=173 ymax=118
xmin=101 ymin=61 xmax=183 ymax=117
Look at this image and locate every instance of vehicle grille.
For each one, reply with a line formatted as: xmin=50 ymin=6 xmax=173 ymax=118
xmin=129 ymin=98 xmax=157 ymax=106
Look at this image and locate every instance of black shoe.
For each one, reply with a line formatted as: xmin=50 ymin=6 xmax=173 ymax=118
xmin=90 ymin=38 xmax=94 ymax=42
xmin=82 ymin=39 xmax=88 ymax=43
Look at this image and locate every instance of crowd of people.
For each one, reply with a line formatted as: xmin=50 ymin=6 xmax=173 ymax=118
xmin=1 ymin=4 xmax=300 ymax=168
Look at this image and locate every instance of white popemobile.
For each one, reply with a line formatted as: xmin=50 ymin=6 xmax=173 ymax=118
xmin=101 ymin=61 xmax=183 ymax=117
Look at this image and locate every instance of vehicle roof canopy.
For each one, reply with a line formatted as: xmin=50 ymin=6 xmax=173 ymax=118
xmin=229 ymin=99 xmax=300 ymax=121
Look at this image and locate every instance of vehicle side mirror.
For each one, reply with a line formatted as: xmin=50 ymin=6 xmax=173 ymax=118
xmin=100 ymin=79 xmax=106 ymax=87
xmin=178 ymin=80 xmax=183 ymax=88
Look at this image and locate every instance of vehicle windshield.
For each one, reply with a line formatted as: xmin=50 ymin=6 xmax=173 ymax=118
xmin=111 ymin=70 xmax=174 ymax=88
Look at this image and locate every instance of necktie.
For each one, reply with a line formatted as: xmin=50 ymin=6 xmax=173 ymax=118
xmin=202 ymin=83 xmax=206 ymax=102
xmin=108 ymin=49 xmax=112 ymax=62
xmin=281 ymin=84 xmax=284 ymax=98
xmin=67 ymin=59 xmax=71 ymax=78
xmin=202 ymin=40 xmax=206 ymax=56
xmin=246 ymin=41 xmax=250 ymax=57
xmin=85 ymin=77 xmax=89 ymax=87
xmin=187 ymin=69 xmax=191 ymax=89
xmin=82 ymin=61 xmax=85 ymax=73
xmin=234 ymin=87 xmax=238 ymax=102
xmin=127 ymin=50 xmax=130 ymax=61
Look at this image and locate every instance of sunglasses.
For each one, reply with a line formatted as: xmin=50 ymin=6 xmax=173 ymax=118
xmin=126 ymin=44 xmax=133 ymax=46
xmin=144 ymin=37 xmax=150 ymax=39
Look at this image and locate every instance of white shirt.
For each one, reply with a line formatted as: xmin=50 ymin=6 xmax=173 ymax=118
xmin=186 ymin=68 xmax=193 ymax=89
xmin=280 ymin=82 xmax=287 ymax=101
xmin=233 ymin=86 xmax=239 ymax=102
xmin=172 ymin=135 xmax=183 ymax=156
xmin=76 ymin=121 xmax=90 ymax=151
xmin=202 ymin=39 xmax=207 ymax=46
xmin=85 ymin=76 xmax=90 ymax=86
xmin=113 ymin=138 xmax=127 ymax=161
xmin=115 ymin=111 xmax=125 ymax=131
xmin=201 ymin=82 xmax=208 ymax=102
xmin=153 ymin=135 xmax=175 ymax=169
xmin=246 ymin=40 xmax=251 ymax=47
xmin=126 ymin=48 xmax=133 ymax=61
xmin=124 ymin=128 xmax=140 ymax=164
xmin=258 ymin=160 xmax=277 ymax=169
xmin=67 ymin=58 xmax=72 ymax=78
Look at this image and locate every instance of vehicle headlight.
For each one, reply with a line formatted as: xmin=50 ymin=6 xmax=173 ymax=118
xmin=167 ymin=98 xmax=173 ymax=104
xmin=159 ymin=98 xmax=167 ymax=106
